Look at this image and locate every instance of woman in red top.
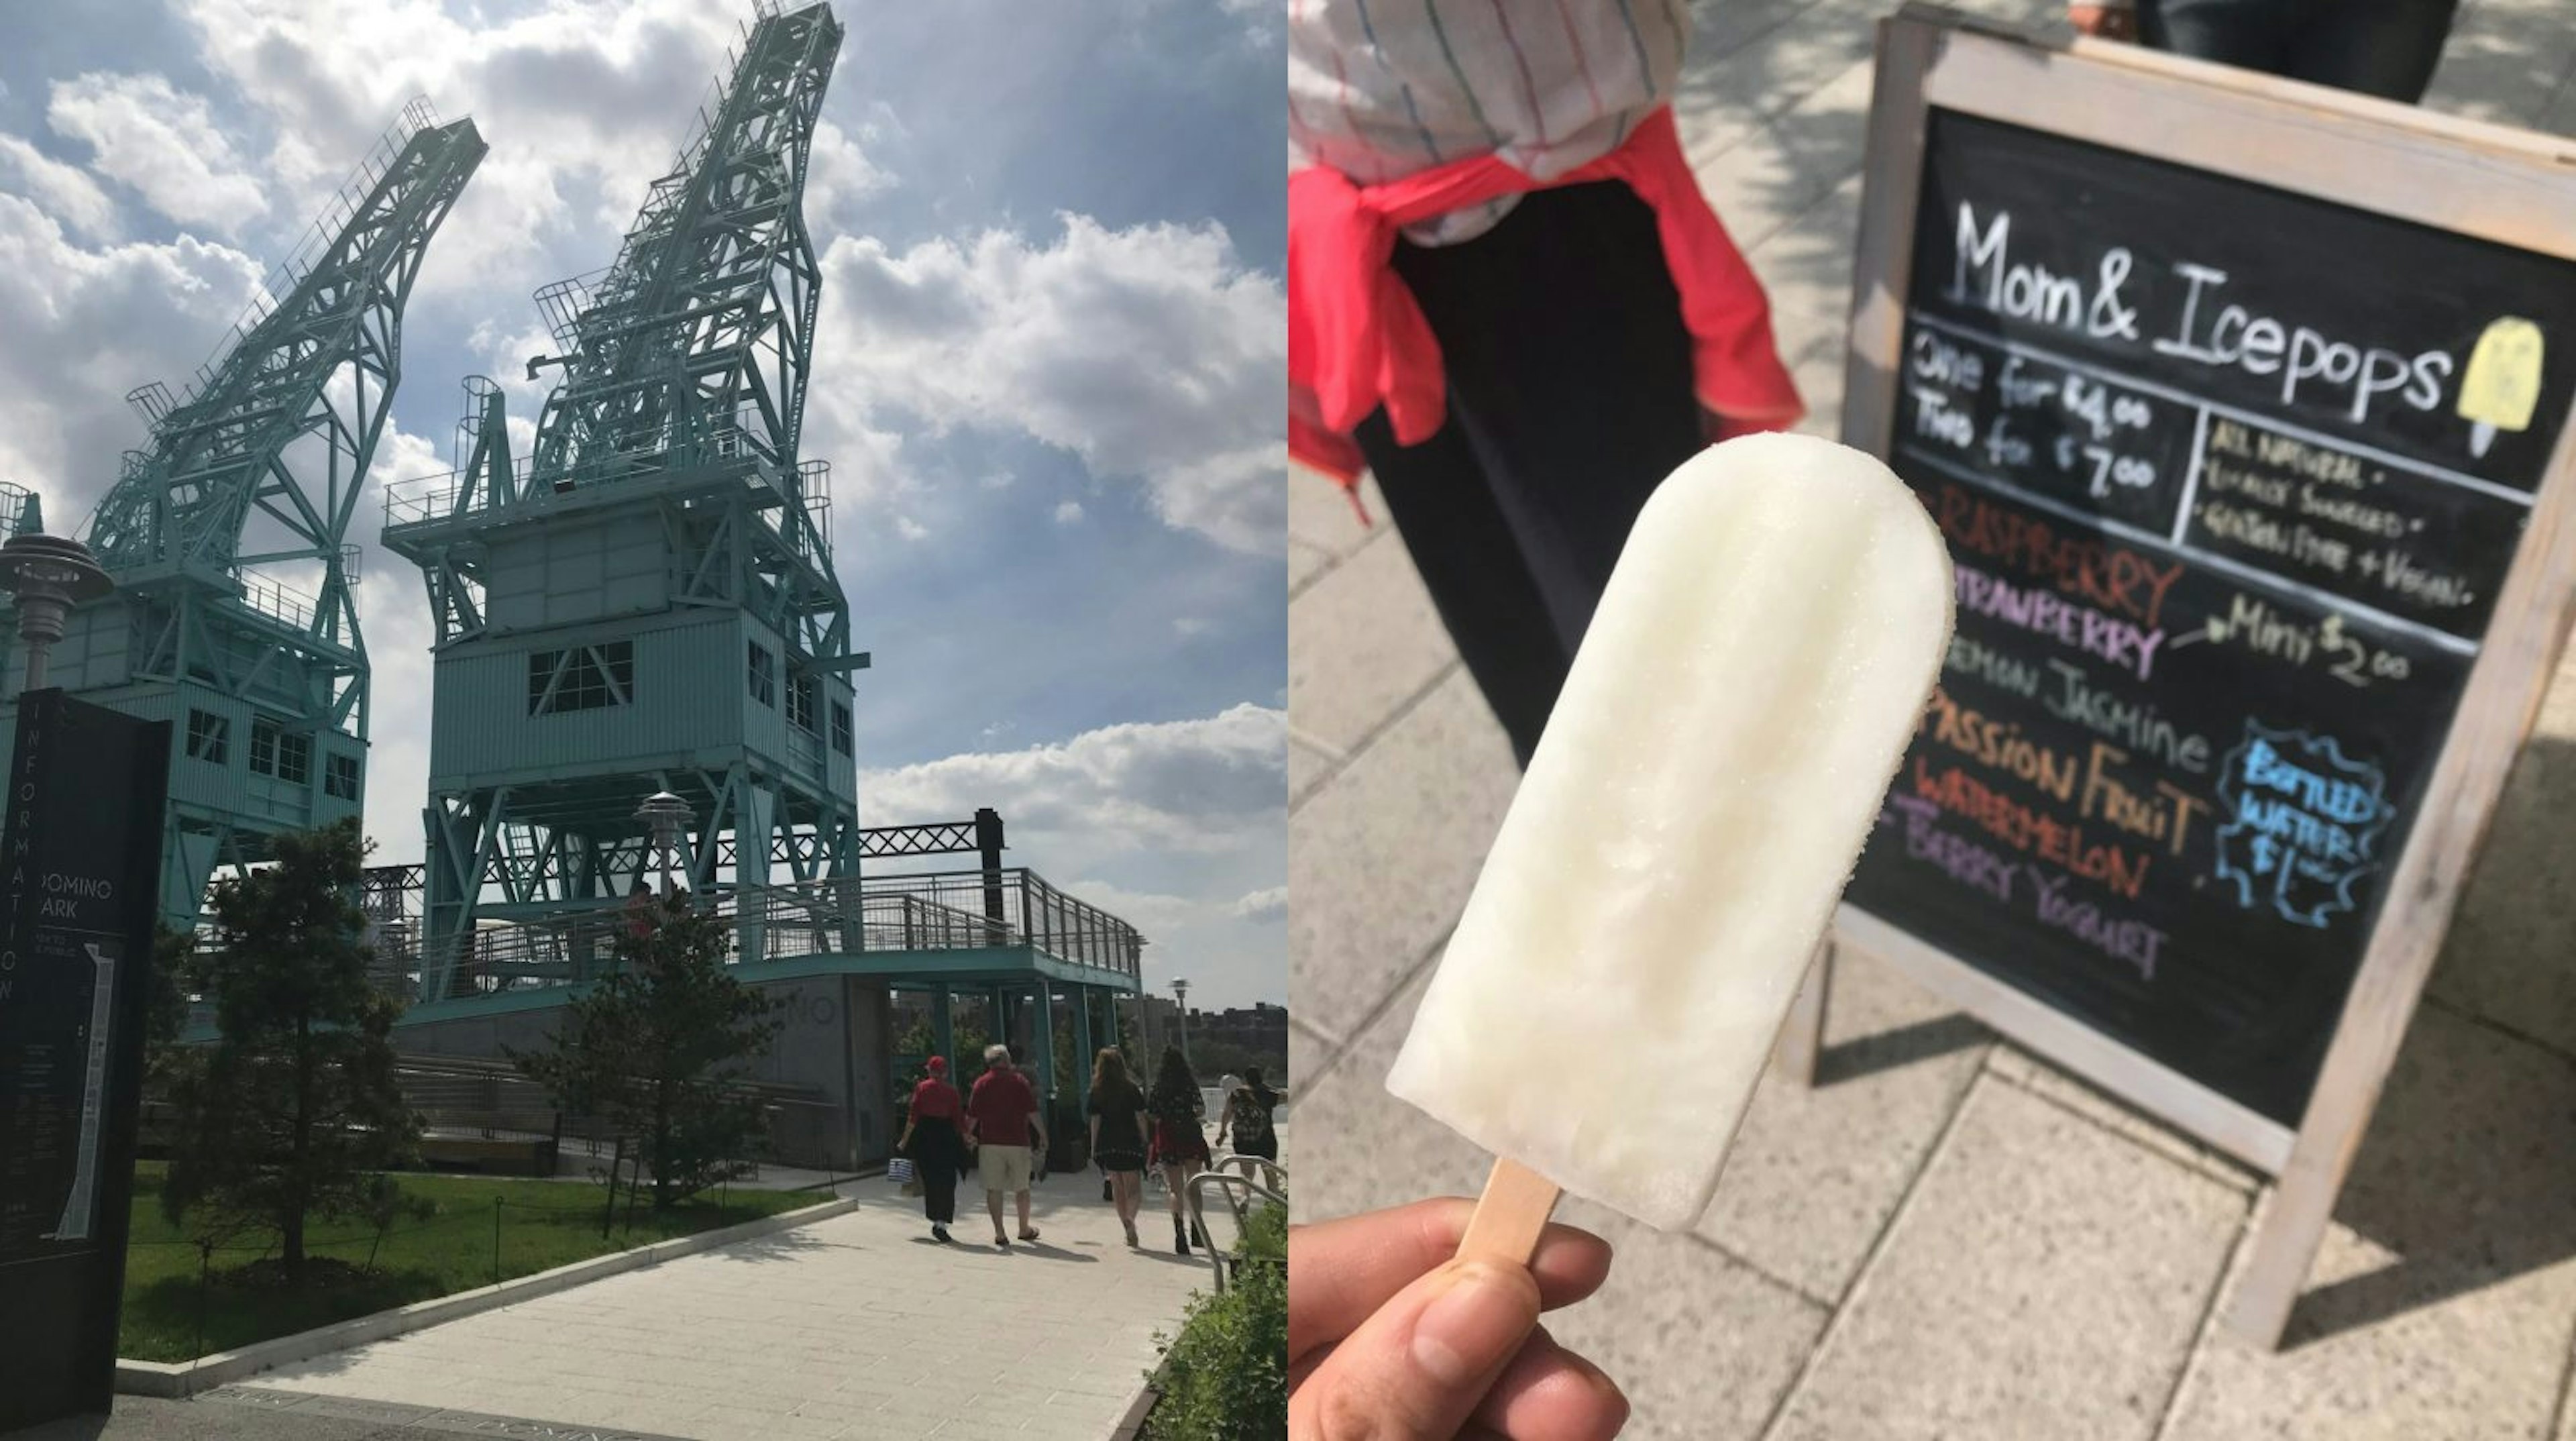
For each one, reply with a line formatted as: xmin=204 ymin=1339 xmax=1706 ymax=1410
xmin=896 ymin=1055 xmax=965 ymax=1244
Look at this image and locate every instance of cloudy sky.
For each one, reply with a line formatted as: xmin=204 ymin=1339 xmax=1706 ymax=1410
xmin=0 ymin=0 xmax=1287 ymax=1008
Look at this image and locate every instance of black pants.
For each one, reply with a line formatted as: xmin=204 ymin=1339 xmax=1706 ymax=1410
xmin=914 ymin=1118 xmax=959 ymax=1224
xmin=1353 ymin=182 xmax=1705 ymax=767
xmin=2141 ymin=0 xmax=2459 ymax=102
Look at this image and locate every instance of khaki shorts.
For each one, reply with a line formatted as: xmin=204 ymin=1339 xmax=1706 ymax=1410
xmin=978 ymin=1142 xmax=1034 ymax=1194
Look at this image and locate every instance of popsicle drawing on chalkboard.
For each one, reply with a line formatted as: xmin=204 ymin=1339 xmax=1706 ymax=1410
xmin=2458 ymin=317 xmax=2544 ymax=458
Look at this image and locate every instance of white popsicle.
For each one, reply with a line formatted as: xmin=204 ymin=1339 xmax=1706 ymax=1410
xmin=1385 ymin=433 xmax=1955 ymax=1236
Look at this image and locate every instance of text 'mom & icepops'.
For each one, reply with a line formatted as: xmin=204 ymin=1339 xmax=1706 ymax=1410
xmin=1385 ymin=433 xmax=1958 ymax=1245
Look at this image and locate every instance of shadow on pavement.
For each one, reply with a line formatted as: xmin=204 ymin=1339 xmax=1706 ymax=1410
xmin=1816 ymin=1012 xmax=1992 ymax=1087
xmin=2279 ymin=733 xmax=2576 ymax=1346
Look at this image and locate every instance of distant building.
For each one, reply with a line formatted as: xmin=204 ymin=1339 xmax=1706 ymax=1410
xmin=1192 ymin=1002 xmax=1289 ymax=1055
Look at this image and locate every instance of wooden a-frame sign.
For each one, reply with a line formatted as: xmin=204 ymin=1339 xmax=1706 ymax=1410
xmin=1774 ymin=5 xmax=2576 ymax=1349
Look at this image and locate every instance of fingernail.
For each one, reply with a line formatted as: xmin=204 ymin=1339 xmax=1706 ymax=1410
xmin=1411 ymin=1261 xmax=1533 ymax=1385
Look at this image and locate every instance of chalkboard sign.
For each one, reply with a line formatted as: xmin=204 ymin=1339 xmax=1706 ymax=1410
xmin=1809 ymin=7 xmax=2576 ymax=1348
xmin=1843 ymin=104 xmax=2576 ymax=1126
xmin=0 ymin=691 xmax=170 ymax=1430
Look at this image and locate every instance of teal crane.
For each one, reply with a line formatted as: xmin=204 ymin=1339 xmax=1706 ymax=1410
xmin=1 ymin=100 xmax=484 ymax=925
xmin=380 ymin=1 xmax=854 ymax=999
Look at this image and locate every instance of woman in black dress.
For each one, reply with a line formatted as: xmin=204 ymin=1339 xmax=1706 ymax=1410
xmin=1216 ymin=1066 xmax=1281 ymax=1163
xmin=895 ymin=1056 xmax=965 ymax=1244
xmin=1146 ymin=1047 xmax=1212 ymax=1255
xmin=1085 ymin=1048 xmax=1150 ymax=1246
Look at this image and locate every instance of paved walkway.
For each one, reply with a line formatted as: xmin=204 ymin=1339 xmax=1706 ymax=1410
xmin=1289 ymin=3 xmax=2576 ymax=1439
xmin=204 ymin=1165 xmax=1230 ymax=1441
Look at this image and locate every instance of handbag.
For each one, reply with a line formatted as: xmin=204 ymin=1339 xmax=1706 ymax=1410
xmin=888 ymin=1157 xmax=917 ymax=1186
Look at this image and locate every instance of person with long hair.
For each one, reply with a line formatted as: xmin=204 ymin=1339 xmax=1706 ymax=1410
xmin=1146 ymin=1046 xmax=1212 ymax=1255
xmin=1216 ymin=1065 xmax=1281 ymax=1163
xmin=894 ymin=1055 xmax=964 ymax=1244
xmin=1085 ymin=1047 xmax=1150 ymax=1246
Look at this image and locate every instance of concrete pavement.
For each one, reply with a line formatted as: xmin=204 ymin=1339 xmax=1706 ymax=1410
xmin=130 ymin=1164 xmax=1230 ymax=1441
xmin=1287 ymin=2 xmax=2576 ymax=1437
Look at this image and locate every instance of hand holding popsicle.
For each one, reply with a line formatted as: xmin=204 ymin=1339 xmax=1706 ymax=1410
xmin=1288 ymin=1199 xmax=1625 ymax=1440
xmin=1389 ymin=433 xmax=1956 ymax=1250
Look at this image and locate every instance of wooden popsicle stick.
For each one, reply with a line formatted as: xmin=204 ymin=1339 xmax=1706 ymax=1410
xmin=1455 ymin=1157 xmax=1562 ymax=1265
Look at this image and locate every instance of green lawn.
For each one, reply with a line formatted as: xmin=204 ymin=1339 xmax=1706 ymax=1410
xmin=121 ymin=1162 xmax=817 ymax=1363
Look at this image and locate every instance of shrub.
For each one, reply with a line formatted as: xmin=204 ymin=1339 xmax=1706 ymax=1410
xmin=1144 ymin=1202 xmax=1287 ymax=1439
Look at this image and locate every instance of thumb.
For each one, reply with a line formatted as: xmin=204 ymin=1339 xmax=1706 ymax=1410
xmin=1292 ymin=1258 xmax=1542 ymax=1440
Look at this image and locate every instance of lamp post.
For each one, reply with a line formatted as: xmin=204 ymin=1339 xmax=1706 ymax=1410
xmin=0 ymin=494 xmax=112 ymax=696
xmin=1171 ymin=977 xmax=1191 ymax=1069
xmin=634 ymin=790 xmax=693 ymax=899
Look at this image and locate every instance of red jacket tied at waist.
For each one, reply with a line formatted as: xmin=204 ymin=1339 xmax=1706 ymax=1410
xmin=1288 ymin=106 xmax=1803 ymax=489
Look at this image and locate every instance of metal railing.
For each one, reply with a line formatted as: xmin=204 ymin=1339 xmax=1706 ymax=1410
xmin=235 ymin=570 xmax=318 ymax=631
xmin=362 ymin=867 xmax=1143 ymax=1002
xmin=179 ymin=97 xmax=445 ymax=409
xmin=380 ymin=403 xmax=796 ymax=529
xmin=1187 ymin=1166 xmax=1288 ymax=1295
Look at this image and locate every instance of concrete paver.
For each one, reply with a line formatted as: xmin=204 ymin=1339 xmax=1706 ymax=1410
xmin=1768 ymin=1079 xmax=2247 ymax=1441
xmin=237 ymin=1169 xmax=1212 ymax=1441
xmin=1982 ymin=1047 xmax=2264 ymax=1197
xmin=1287 ymin=668 xmax=1516 ymax=1042
xmin=1694 ymin=948 xmax=1991 ymax=1302
xmin=1548 ymin=1195 xmax=1829 ymax=1441
xmin=1285 ymin=528 xmax=1454 ymax=755
xmin=1287 ymin=735 xmax=1337 ymax=809
xmin=2165 ymin=1004 xmax=2576 ymax=1440
xmin=1285 ymin=966 xmax=1495 ymax=1224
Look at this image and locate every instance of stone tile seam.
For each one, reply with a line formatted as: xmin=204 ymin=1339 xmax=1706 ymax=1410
xmin=1289 ymin=536 xmax=1351 ymax=605
xmin=1289 ymin=494 xmax=1393 ymax=594
xmin=1699 ymin=0 xmax=1846 ymax=76
xmin=1749 ymin=1061 xmax=1991 ymax=1441
xmin=1295 ymin=919 xmax=1457 ymax=1092
xmin=2419 ymin=990 xmax=2576 ymax=1075
xmin=1286 ymin=656 xmax=1466 ymax=822
xmin=2141 ymin=1185 xmax=2263 ymax=1441
xmin=1679 ymin=1228 xmax=1839 ymax=1314
xmin=1978 ymin=1054 xmax=2259 ymax=1196
xmin=2548 ymin=1310 xmax=2576 ymax=1441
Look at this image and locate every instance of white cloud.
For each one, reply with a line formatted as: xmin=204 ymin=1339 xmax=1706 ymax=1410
xmin=863 ymin=703 xmax=1285 ymax=855
xmin=0 ymin=195 xmax=264 ymax=508
xmin=1053 ymin=500 xmax=1083 ymax=525
xmin=47 ymin=74 xmax=266 ymax=233
xmin=1227 ymin=885 xmax=1285 ymax=921
xmin=1062 ymin=880 xmax=1201 ymax=932
xmin=0 ymin=136 xmax=117 ymax=239
xmin=804 ymin=117 xmax=894 ymax=229
xmin=172 ymin=0 xmax=753 ymax=286
xmin=812 ymin=215 xmax=1284 ymax=553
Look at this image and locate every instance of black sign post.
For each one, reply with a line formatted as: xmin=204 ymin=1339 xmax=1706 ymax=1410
xmin=0 ymin=690 xmax=172 ymax=1430
xmin=1796 ymin=6 xmax=2576 ymax=1348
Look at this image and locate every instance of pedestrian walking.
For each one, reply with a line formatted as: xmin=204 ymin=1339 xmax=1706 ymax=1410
xmin=1086 ymin=1047 xmax=1151 ymax=1247
xmin=965 ymin=1043 xmax=1045 ymax=1249
xmin=1216 ymin=1065 xmax=1281 ymax=1163
xmin=1008 ymin=1041 xmax=1051 ymax=1181
xmin=1146 ymin=1047 xmax=1212 ymax=1256
xmin=2070 ymin=0 xmax=2458 ymax=103
xmin=895 ymin=1056 xmax=964 ymax=1244
xmin=1288 ymin=0 xmax=1803 ymax=767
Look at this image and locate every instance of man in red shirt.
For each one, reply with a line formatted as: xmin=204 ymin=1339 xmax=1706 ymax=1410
xmin=965 ymin=1042 xmax=1045 ymax=1248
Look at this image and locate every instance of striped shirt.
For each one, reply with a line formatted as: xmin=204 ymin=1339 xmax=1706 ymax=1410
xmin=1287 ymin=0 xmax=1690 ymax=244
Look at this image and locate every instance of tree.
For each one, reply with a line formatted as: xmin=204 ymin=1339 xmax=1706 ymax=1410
xmin=161 ymin=819 xmax=419 ymax=1282
xmin=514 ymin=889 xmax=780 ymax=1210
xmin=142 ymin=923 xmax=197 ymax=1088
